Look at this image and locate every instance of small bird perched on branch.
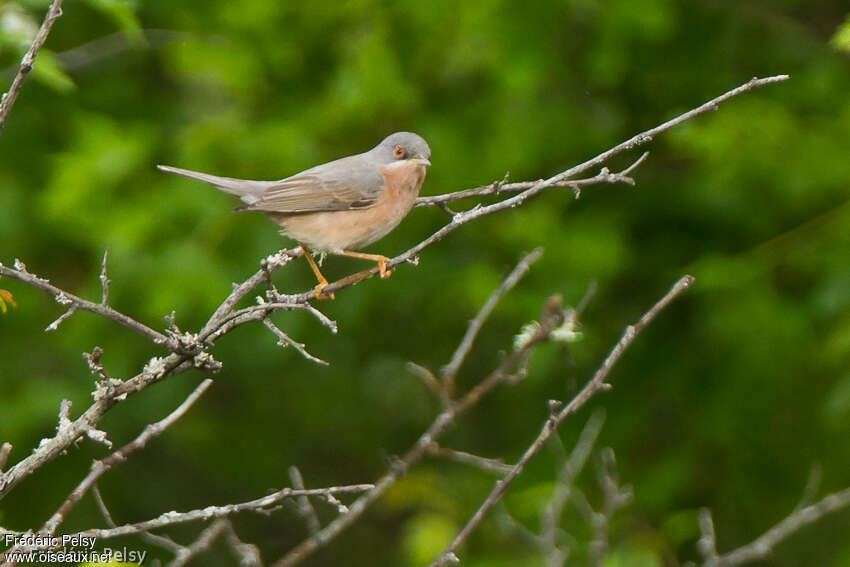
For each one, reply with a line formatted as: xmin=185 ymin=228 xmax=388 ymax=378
xmin=158 ymin=132 xmax=431 ymax=299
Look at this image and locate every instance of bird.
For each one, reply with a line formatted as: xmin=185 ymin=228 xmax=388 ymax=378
xmin=158 ymin=132 xmax=431 ymax=299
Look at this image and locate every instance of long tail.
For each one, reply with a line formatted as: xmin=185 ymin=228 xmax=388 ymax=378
xmin=157 ymin=164 xmax=272 ymax=204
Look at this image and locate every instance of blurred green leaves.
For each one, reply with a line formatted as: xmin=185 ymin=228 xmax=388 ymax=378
xmin=832 ymin=15 xmax=850 ymax=54
xmin=82 ymin=0 xmax=143 ymax=41
xmin=402 ymin=512 xmax=459 ymax=565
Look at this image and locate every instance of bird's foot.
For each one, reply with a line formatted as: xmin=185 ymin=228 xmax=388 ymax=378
xmin=314 ymin=281 xmax=335 ymax=301
xmin=377 ymin=256 xmax=392 ymax=279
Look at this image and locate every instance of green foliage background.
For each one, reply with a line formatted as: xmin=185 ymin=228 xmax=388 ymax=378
xmin=2 ymin=1 xmax=850 ymax=565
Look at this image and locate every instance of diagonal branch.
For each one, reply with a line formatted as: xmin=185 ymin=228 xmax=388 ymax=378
xmin=540 ymin=411 xmax=606 ymax=566
xmin=262 ymin=317 xmax=328 ymax=366
xmin=441 ymin=247 xmax=544 ymax=397
xmin=272 ymin=291 xmax=569 ymax=567
xmin=429 ymin=275 xmax=694 ymax=566
xmin=0 ymin=0 xmax=65 ymax=134
xmin=700 ymin=485 xmax=850 ymax=567
xmin=40 ymin=379 xmax=213 ymax=535
xmin=415 ymin=76 xmax=787 ymax=208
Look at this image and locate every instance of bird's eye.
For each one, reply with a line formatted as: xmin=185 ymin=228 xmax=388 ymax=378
xmin=393 ymin=145 xmax=406 ymax=159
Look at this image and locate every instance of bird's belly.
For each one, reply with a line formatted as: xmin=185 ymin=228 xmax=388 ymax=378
xmin=273 ymin=162 xmax=425 ymax=251
xmin=273 ymin=191 xmax=415 ymax=251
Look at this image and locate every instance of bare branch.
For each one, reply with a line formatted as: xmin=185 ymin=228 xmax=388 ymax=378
xmin=0 ymin=352 xmax=193 ymax=499
xmin=220 ymin=521 xmax=264 ymax=567
xmin=40 ymin=379 xmax=213 ymax=535
xmin=702 ymin=485 xmax=850 ymax=567
xmin=272 ymin=292 xmax=569 ymax=567
xmin=322 ymin=492 xmax=350 ymax=515
xmin=441 ymin=247 xmax=544 ymax=397
xmin=429 ymin=275 xmax=693 ymax=566
xmin=416 ymin=75 xmax=787 ymax=209
xmin=541 ymin=411 xmax=606 ymax=566
xmin=161 ymin=518 xmax=264 ymax=567
xmin=427 ymin=445 xmax=514 ymax=476
xmin=588 ymin=448 xmax=633 ymax=567
xmin=44 ymin=305 xmax=77 ymax=332
xmin=99 ymin=248 xmax=111 ymax=305
xmin=289 ymin=466 xmax=321 ymax=535
xmin=166 ymin=520 xmax=229 ymax=567
xmin=82 ymin=346 xmax=110 ymax=382
xmin=793 ymin=464 xmax=822 ymax=513
xmin=0 ymin=0 xmax=65 ymax=134
xmin=262 ymin=318 xmax=328 ymax=366
xmin=93 ymin=484 xmax=184 ymax=554
xmin=0 ymin=260 xmax=168 ymax=345
xmin=203 ymin=249 xmax=298 ymax=334
xmin=406 ymin=362 xmax=446 ymax=402
xmin=698 ymin=509 xmax=719 ymax=564
xmin=0 ymin=444 xmax=11 ymax=473
xmin=64 ymin=484 xmax=374 ymax=541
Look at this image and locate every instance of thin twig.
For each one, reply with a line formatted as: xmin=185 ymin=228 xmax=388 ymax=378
xmin=272 ymin=294 xmax=568 ymax=567
xmin=44 ymin=305 xmax=77 ymax=332
xmin=415 ymin=76 xmax=787 ymax=207
xmin=220 ymin=520 xmax=264 ymax=567
xmin=40 ymin=379 xmax=213 ymax=535
xmin=0 ymin=444 xmax=11 ymax=473
xmin=0 ymin=260 xmax=167 ymax=345
xmin=793 ymin=464 xmax=822 ymax=513
xmin=427 ymin=445 xmax=514 ymax=476
xmin=0 ymin=352 xmax=193 ymax=499
xmin=92 ymin=484 xmax=184 ymax=554
xmin=63 ymin=484 xmax=374 ymax=541
xmin=100 ymin=248 xmax=111 ymax=305
xmin=441 ymin=248 xmax=544 ymax=397
xmin=0 ymin=0 xmax=65 ymax=134
xmin=540 ymin=411 xmax=606 ymax=567
xmin=702 ymin=485 xmax=850 ymax=567
xmin=166 ymin=519 xmax=229 ymax=567
xmin=588 ymin=448 xmax=633 ymax=567
xmin=429 ymin=275 xmax=693 ymax=566
xmin=289 ymin=466 xmax=321 ymax=535
xmin=262 ymin=318 xmax=328 ymax=365
xmin=406 ymin=362 xmax=446 ymax=403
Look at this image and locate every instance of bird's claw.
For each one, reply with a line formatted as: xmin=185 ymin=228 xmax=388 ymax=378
xmin=314 ymin=282 xmax=335 ymax=301
xmin=378 ymin=257 xmax=392 ymax=279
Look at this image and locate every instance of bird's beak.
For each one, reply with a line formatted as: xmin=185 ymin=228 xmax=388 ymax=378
xmin=411 ymin=157 xmax=431 ymax=167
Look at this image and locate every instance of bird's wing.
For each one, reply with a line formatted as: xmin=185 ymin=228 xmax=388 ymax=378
xmin=236 ymin=154 xmax=385 ymax=213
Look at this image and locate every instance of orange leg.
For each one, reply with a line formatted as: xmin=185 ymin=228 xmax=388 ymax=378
xmin=300 ymin=243 xmax=334 ymax=300
xmin=334 ymin=250 xmax=392 ymax=279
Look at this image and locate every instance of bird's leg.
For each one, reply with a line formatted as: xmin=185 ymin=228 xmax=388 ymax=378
xmin=300 ymin=243 xmax=334 ymax=300
xmin=333 ymin=250 xmax=393 ymax=279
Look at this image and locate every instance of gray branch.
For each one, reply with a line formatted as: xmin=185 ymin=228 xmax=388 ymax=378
xmin=0 ymin=0 xmax=65 ymax=134
xmin=441 ymin=247 xmax=543 ymax=398
xmin=429 ymin=275 xmax=693 ymax=566
xmin=701 ymin=485 xmax=850 ymax=567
